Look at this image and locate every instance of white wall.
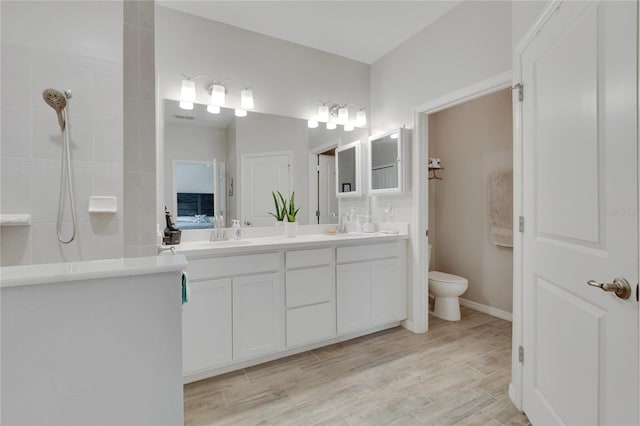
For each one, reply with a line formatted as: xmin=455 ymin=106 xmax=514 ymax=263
xmin=429 ymin=88 xmax=513 ymax=313
xmin=0 ymin=1 xmax=124 ymax=266
xmin=369 ymin=0 xmax=512 ymax=224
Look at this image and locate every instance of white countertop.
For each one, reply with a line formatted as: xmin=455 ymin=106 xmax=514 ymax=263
xmin=171 ymin=231 xmax=409 ymax=257
xmin=0 ymin=255 xmax=188 ymax=288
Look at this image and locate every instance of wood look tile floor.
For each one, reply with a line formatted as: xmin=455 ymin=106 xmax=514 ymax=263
xmin=184 ymin=307 xmax=530 ymax=426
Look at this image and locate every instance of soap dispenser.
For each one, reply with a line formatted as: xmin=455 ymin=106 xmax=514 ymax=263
xmin=163 ymin=207 xmax=181 ymax=245
xmin=231 ymin=220 xmax=242 ymax=239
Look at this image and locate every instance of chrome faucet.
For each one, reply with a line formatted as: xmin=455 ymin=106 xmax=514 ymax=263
xmin=157 ymin=246 xmax=176 ymax=255
xmin=210 ymin=215 xmax=227 ymax=241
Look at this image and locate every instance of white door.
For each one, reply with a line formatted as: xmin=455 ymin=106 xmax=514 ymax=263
xmin=318 ymin=154 xmax=337 ymax=224
xmin=521 ymin=2 xmax=638 ymax=425
xmin=241 ymin=152 xmax=291 ymax=226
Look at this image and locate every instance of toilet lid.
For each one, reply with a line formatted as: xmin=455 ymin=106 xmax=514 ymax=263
xmin=429 ymin=271 xmax=468 ymax=285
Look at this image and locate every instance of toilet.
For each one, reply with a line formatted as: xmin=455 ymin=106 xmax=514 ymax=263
xmin=428 ymin=245 xmax=468 ymax=321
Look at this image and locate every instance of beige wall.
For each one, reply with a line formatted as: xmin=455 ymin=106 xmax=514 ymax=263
xmin=428 ymin=88 xmax=513 ymax=313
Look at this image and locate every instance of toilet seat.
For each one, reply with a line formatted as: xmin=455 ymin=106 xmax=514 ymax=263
xmin=429 ymin=271 xmax=468 ymax=285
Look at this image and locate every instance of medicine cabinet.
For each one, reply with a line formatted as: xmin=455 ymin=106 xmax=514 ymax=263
xmin=336 ymin=140 xmax=362 ymax=198
xmin=368 ymin=128 xmax=408 ymax=195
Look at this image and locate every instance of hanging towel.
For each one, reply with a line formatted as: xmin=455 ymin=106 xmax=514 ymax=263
xmin=489 ymin=171 xmax=513 ymax=247
xmin=181 ymin=271 xmax=190 ymax=305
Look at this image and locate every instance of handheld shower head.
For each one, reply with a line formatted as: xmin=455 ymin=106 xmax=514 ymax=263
xmin=42 ymin=88 xmax=68 ymax=131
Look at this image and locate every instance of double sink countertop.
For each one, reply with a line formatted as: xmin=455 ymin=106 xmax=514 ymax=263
xmin=168 ymin=224 xmax=409 ymax=256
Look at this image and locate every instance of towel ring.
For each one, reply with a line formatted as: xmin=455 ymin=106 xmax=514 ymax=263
xmin=429 ymin=167 xmax=444 ymax=180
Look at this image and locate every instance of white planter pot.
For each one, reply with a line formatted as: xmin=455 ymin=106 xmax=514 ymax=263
xmin=284 ymin=221 xmax=298 ymax=238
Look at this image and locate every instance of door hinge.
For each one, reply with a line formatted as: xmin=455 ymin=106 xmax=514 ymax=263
xmin=315 ymin=210 xmax=320 ymax=218
xmin=316 ymin=164 xmax=320 ymax=172
xmin=519 ymin=216 xmax=525 ymax=233
xmin=425 ymin=229 xmax=429 ymax=238
xmin=512 ymin=83 xmax=523 ymax=102
xmin=518 ymin=346 xmax=524 ymax=363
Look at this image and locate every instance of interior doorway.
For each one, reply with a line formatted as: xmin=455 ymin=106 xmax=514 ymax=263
xmin=308 ymin=142 xmax=339 ymax=225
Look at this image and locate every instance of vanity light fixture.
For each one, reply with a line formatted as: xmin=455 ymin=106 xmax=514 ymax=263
xmin=179 ymin=79 xmax=196 ymax=110
xmin=307 ymin=119 xmax=318 ymax=129
xmin=179 ymin=73 xmax=255 ymax=116
xmin=312 ymin=100 xmax=367 ymax=130
xmin=390 ymin=132 xmax=399 ymax=139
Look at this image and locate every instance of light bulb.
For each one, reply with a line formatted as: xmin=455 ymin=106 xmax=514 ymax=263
xmin=308 ymin=119 xmax=318 ymax=129
xmin=356 ymin=110 xmax=367 ymax=127
xmin=210 ymin=83 xmax=225 ymax=106
xmin=318 ymin=105 xmax=329 ymax=122
xmin=241 ymin=89 xmax=254 ymax=109
xmin=180 ymin=79 xmax=196 ymax=110
xmin=344 ymin=123 xmax=354 ymax=132
xmin=326 ymin=121 xmax=336 ymax=130
xmin=235 ymin=108 xmax=247 ymax=117
xmin=179 ymin=101 xmax=194 ymax=110
xmin=337 ymin=107 xmax=348 ymax=125
xmin=207 ymin=104 xmax=220 ymax=114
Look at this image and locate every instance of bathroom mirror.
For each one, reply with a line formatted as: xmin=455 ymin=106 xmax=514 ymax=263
xmin=162 ymin=99 xmax=368 ymax=227
xmin=171 ymin=160 xmax=225 ymax=230
xmin=336 ymin=140 xmax=362 ymax=197
xmin=368 ymin=128 xmax=407 ymax=195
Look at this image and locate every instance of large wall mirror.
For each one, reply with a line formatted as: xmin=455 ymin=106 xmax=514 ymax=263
xmin=162 ymin=99 xmax=368 ymax=229
xmin=368 ymin=128 xmax=408 ymax=195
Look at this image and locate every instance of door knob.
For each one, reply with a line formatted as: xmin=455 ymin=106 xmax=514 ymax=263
xmin=586 ymin=277 xmax=632 ymax=300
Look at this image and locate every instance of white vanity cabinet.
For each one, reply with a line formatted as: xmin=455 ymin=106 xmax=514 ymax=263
xmin=336 ymin=242 xmax=407 ymax=334
xmin=182 ymin=279 xmax=232 ymax=374
xmin=182 ymin=252 xmax=282 ymax=377
xmin=285 ymin=248 xmax=335 ymax=348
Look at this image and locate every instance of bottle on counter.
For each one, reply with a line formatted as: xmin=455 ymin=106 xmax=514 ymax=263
xmin=231 ymin=220 xmax=242 ymax=239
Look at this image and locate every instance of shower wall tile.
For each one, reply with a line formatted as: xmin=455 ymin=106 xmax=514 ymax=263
xmin=123 ymin=1 xmax=156 ymax=258
xmin=123 ymin=0 xmax=140 ymax=26
xmin=94 ymin=116 xmax=124 ymax=163
xmin=139 ymin=1 xmax=155 ymax=30
xmin=1 ymin=106 xmax=32 ymax=158
xmin=0 ymin=227 xmax=32 ymax=266
xmin=1 ymin=44 xmax=32 ymax=108
xmin=31 ymin=221 xmax=95 ymax=265
xmin=0 ymin=158 xmax=32 ymax=214
xmin=94 ymin=65 xmax=123 ymax=118
xmin=0 ymin=1 xmax=125 ymax=266
xmin=123 ymin=23 xmax=141 ymax=100
xmin=139 ymin=27 xmax=155 ymax=101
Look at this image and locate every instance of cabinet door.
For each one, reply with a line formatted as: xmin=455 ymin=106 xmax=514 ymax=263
xmin=182 ymin=279 xmax=232 ymax=375
xmin=336 ymin=262 xmax=371 ymax=334
xmin=233 ymin=273 xmax=282 ymax=361
xmin=371 ymin=258 xmax=406 ymax=325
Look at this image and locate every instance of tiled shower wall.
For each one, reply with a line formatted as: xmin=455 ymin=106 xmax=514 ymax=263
xmin=0 ymin=1 xmax=124 ymax=266
xmin=123 ymin=1 xmax=157 ymax=257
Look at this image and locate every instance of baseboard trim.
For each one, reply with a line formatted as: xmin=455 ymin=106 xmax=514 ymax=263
xmin=459 ymin=298 xmax=513 ymax=322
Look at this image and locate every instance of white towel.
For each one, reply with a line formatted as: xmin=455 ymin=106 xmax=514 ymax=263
xmin=489 ymin=171 xmax=513 ymax=247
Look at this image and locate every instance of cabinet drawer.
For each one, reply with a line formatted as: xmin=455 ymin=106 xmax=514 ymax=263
xmin=286 ymin=266 xmax=333 ymax=308
xmin=286 ymin=248 xmax=333 ymax=269
xmin=286 ymin=302 xmax=334 ymax=348
xmin=187 ymin=252 xmax=279 ymax=281
xmin=337 ymin=242 xmax=400 ymax=264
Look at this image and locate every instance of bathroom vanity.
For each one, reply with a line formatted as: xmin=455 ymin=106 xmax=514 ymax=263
xmin=175 ymin=230 xmax=408 ymax=383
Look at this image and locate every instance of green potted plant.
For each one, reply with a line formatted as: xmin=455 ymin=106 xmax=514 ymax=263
xmin=284 ymin=191 xmax=300 ymax=238
xmin=268 ymin=191 xmax=287 ymax=227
